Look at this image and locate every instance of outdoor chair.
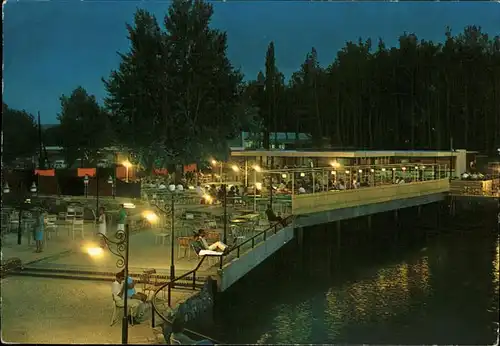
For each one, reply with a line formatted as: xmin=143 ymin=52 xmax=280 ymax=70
xmin=45 ymin=214 xmax=59 ymax=239
xmin=205 ymin=220 xmax=217 ymax=229
xmin=256 ymin=218 xmax=270 ymax=228
xmin=230 ymin=225 xmax=246 ymax=245
xmin=141 ymin=268 xmax=158 ymax=300
xmin=71 ymin=219 xmax=85 ymax=239
xmin=75 ymin=209 xmax=84 ymax=220
xmin=177 ymin=237 xmax=191 ymax=259
xmin=10 ymin=211 xmax=20 ymax=230
xmin=110 ymin=295 xmax=135 ymax=326
xmin=154 ymin=230 xmax=169 ymax=245
xmin=191 ymin=242 xmax=220 ymax=266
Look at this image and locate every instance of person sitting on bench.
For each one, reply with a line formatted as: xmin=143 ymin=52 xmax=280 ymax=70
xmin=193 ymin=229 xmax=229 ymax=255
xmin=265 ymin=204 xmax=285 ymax=226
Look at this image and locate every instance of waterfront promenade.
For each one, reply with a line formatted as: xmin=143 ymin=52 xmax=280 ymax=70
xmin=1 ymin=275 xmax=194 ymax=344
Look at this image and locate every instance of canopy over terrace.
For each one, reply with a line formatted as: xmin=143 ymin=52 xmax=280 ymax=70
xmin=229 ymin=149 xmax=471 ymax=179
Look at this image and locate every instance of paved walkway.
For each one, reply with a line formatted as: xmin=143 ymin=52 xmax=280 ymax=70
xmin=1 ymin=276 xmax=193 ymax=344
xmin=3 ymin=224 xmax=218 ymax=276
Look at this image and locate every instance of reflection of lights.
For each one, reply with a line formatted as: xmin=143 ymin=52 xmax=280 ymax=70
xmin=203 ymin=194 xmax=212 ymax=203
xmin=330 ymin=161 xmax=341 ymax=168
xmin=281 ymin=173 xmax=287 ymax=179
xmin=231 ymin=165 xmax=240 ymax=172
xmin=331 ymin=171 xmax=336 ymax=175
xmin=494 ymin=239 xmax=499 ymax=296
xmin=142 ymin=211 xmax=158 ymax=223
xmin=253 ymin=165 xmax=261 ymax=172
xmin=255 ymin=182 xmax=262 ymax=190
xmin=325 ymin=260 xmax=431 ymax=340
xmin=86 ymin=246 xmax=104 ymax=257
xmin=300 ymin=173 xmax=305 ymax=177
xmin=272 ymin=301 xmax=312 ymax=344
xmin=123 ymin=202 xmax=136 ymax=209
xmin=382 ymin=168 xmax=386 ymax=172
xmin=211 ymin=159 xmax=217 ymax=166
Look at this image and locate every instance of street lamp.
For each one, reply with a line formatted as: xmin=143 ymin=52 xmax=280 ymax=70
xmin=87 ymin=224 xmax=130 ymax=344
xmin=108 ymin=175 xmax=115 ymax=199
xmin=83 ymin=175 xmax=89 ymax=198
xmin=30 ymin=182 xmax=37 ymax=194
xmin=167 ymin=183 xmax=183 ymax=306
xmin=122 ymin=160 xmax=132 ymax=183
xmin=252 ymin=165 xmax=261 ymax=212
xmin=211 ymin=159 xmax=223 ymax=182
xmin=3 ymin=182 xmax=10 ymax=194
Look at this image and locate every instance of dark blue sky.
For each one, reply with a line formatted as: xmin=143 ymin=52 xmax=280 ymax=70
xmin=4 ymin=1 xmax=500 ymax=123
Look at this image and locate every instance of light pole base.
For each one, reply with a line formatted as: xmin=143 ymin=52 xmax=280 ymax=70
xmin=168 ymin=264 xmax=175 ymax=306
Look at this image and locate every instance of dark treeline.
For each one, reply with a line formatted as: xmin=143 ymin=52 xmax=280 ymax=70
xmin=246 ymin=26 xmax=500 ymax=153
xmin=3 ymin=1 xmax=500 ymax=171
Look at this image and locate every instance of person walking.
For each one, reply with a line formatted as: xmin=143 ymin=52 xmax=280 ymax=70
xmin=34 ymin=210 xmax=46 ymax=253
xmin=117 ymin=204 xmax=127 ymax=232
xmin=97 ymin=206 xmax=107 ymax=248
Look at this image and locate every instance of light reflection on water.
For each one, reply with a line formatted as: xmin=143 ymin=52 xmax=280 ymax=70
xmin=325 ymin=259 xmax=430 ymax=341
xmin=211 ymin=220 xmax=498 ymax=345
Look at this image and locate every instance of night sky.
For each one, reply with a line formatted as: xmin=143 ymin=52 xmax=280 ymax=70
xmin=3 ymin=0 xmax=500 ymax=123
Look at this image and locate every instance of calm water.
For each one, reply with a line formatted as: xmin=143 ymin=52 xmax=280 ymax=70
xmin=206 ymin=203 xmax=499 ymax=344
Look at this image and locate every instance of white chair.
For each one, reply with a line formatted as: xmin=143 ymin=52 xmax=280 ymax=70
xmin=70 ymin=219 xmax=85 ymax=239
xmin=110 ymin=295 xmax=135 ymax=326
xmin=154 ymin=231 xmax=169 ymax=245
xmin=205 ymin=220 xmax=217 ymax=229
xmin=230 ymin=225 xmax=246 ymax=245
xmin=45 ymin=215 xmax=59 ymax=239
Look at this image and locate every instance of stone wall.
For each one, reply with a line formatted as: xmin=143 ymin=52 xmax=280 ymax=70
xmin=156 ymin=277 xmax=217 ymax=344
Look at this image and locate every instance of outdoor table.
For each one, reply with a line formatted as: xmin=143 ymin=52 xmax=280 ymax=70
xmin=238 ymin=209 xmax=255 ymax=215
xmin=230 ymin=218 xmax=248 ymax=224
xmin=237 ymin=213 xmax=260 ymax=220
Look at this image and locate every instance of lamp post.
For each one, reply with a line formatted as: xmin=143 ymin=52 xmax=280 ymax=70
xmin=30 ymin=182 xmax=37 ymax=196
xmin=96 ymin=170 xmax=100 ymax=216
xmin=252 ymin=165 xmax=261 ymax=212
xmin=167 ymin=183 xmax=183 ymax=306
xmin=108 ymin=175 xmax=115 ymax=199
xmin=3 ymin=182 xmax=10 ymax=194
xmin=122 ymin=160 xmax=132 ymax=183
xmin=89 ymin=224 xmax=130 ymax=344
xmin=222 ymin=183 xmax=228 ymax=244
xmin=83 ymin=175 xmax=89 ymax=198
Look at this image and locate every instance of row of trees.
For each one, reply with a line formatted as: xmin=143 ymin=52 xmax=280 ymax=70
xmin=4 ymin=0 xmax=499 ymax=172
xmin=248 ymin=26 xmax=500 ymax=152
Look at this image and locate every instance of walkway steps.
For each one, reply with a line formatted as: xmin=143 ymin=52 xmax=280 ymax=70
xmin=7 ymin=266 xmax=205 ymax=288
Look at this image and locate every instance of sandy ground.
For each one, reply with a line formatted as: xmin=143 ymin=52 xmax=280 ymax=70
xmin=0 ymin=276 xmax=194 ymax=344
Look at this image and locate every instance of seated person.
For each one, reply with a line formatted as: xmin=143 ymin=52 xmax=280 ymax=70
xmin=265 ymin=204 xmax=286 ymax=226
xmin=169 ymin=317 xmax=212 ymax=345
xmin=338 ymin=180 xmax=346 ymax=190
xmin=193 ymin=229 xmax=229 ymax=254
xmin=117 ymin=270 xmax=148 ymax=302
xmin=208 ymin=184 xmax=217 ymax=199
xmin=112 ymin=272 xmax=147 ymax=323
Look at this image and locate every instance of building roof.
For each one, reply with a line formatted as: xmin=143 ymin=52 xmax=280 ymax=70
xmin=231 ymin=149 xmax=469 ymax=158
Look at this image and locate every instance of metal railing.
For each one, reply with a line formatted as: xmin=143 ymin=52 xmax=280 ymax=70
xmin=151 ymin=256 xmax=222 ymax=344
xmin=218 ymin=215 xmax=295 ymax=269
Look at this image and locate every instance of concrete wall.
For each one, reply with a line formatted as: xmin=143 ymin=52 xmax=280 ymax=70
xmin=218 ymin=225 xmax=295 ymax=291
xmin=157 ymin=277 xmax=217 ymax=343
xmin=295 ymin=192 xmax=447 ymax=228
